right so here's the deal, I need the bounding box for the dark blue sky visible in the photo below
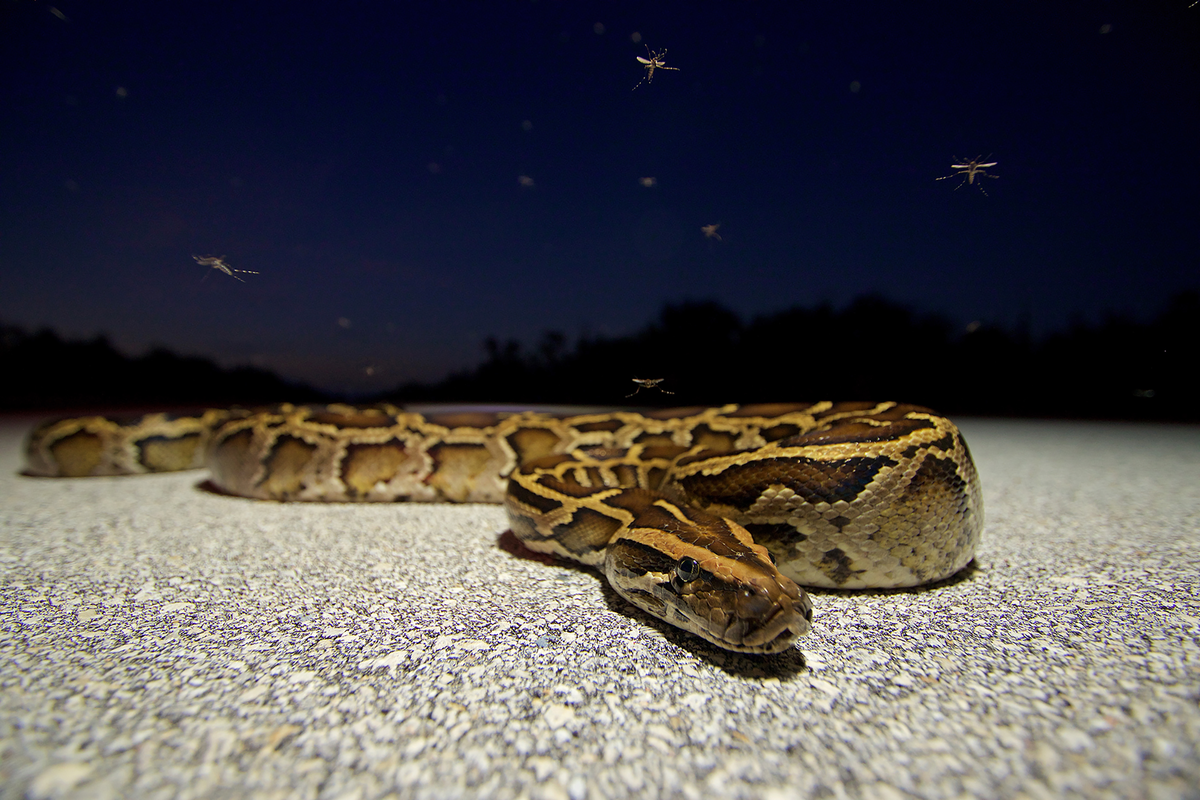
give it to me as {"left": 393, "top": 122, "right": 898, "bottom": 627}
{"left": 2, "top": 1, "right": 1197, "bottom": 394}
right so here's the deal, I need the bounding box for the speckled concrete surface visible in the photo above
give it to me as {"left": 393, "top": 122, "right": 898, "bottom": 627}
{"left": 1, "top": 415, "right": 1198, "bottom": 800}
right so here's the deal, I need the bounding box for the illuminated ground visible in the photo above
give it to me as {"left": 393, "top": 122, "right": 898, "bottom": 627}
{"left": 1, "top": 415, "right": 1197, "bottom": 799}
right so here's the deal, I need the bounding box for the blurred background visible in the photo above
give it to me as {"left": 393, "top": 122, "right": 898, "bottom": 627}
{"left": 2, "top": 1, "right": 1197, "bottom": 418}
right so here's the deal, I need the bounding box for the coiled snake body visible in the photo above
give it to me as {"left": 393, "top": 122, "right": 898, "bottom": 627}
{"left": 25, "top": 402, "right": 983, "bottom": 654}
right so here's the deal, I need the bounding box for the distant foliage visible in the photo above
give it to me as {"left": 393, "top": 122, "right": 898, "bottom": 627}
{"left": 3, "top": 291, "right": 1195, "bottom": 420}
{"left": 384, "top": 291, "right": 1199, "bottom": 421}
{"left": 0, "top": 327, "right": 326, "bottom": 410}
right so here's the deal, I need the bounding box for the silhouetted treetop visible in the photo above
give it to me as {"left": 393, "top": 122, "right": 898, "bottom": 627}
{"left": 0, "top": 324, "right": 326, "bottom": 410}
{"left": 383, "top": 291, "right": 1197, "bottom": 421}
{"left": 4, "top": 290, "right": 1195, "bottom": 420}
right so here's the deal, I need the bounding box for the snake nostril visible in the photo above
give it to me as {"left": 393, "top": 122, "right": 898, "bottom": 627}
{"left": 735, "top": 588, "right": 772, "bottom": 619}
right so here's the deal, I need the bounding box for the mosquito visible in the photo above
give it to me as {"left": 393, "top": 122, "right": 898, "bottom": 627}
{"left": 701, "top": 223, "right": 722, "bottom": 241}
{"left": 936, "top": 156, "right": 999, "bottom": 196}
{"left": 194, "top": 255, "right": 259, "bottom": 282}
{"left": 626, "top": 378, "right": 674, "bottom": 399}
{"left": 632, "top": 46, "right": 680, "bottom": 91}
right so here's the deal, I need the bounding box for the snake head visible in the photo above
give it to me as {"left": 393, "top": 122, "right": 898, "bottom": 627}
{"left": 604, "top": 501, "right": 813, "bottom": 654}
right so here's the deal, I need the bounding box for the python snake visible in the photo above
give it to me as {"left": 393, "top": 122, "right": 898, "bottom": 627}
{"left": 24, "top": 402, "right": 983, "bottom": 654}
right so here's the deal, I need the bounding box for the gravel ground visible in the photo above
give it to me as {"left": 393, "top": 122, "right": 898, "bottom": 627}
{"left": 1, "top": 414, "right": 1198, "bottom": 800}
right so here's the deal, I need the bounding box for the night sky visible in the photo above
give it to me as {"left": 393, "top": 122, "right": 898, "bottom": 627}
{"left": 2, "top": 1, "right": 1197, "bottom": 395}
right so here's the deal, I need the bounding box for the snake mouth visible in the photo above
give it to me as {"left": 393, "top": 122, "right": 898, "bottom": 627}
{"left": 724, "top": 602, "right": 810, "bottom": 654}
{"left": 765, "top": 607, "right": 809, "bottom": 649}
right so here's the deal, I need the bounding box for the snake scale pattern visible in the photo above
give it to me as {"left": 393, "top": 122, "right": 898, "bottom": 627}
{"left": 25, "top": 402, "right": 983, "bottom": 654}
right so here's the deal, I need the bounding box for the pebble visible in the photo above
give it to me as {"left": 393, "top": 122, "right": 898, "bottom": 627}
{"left": 28, "top": 762, "right": 94, "bottom": 799}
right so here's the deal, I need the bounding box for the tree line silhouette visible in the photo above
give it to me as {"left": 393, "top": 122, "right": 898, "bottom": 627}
{"left": 384, "top": 291, "right": 1198, "bottom": 421}
{"left": 2, "top": 290, "right": 1195, "bottom": 420}
{"left": 0, "top": 325, "right": 323, "bottom": 411}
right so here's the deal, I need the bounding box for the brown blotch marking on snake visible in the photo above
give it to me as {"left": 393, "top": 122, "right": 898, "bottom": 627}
{"left": 521, "top": 453, "right": 575, "bottom": 470}
{"left": 632, "top": 444, "right": 689, "bottom": 490}
{"left": 98, "top": 413, "right": 153, "bottom": 427}
{"left": 535, "top": 473, "right": 609, "bottom": 499}
{"left": 905, "top": 450, "right": 968, "bottom": 499}
{"left": 642, "top": 510, "right": 756, "bottom": 562}
{"left": 506, "top": 510, "right": 539, "bottom": 545}
{"left": 761, "top": 423, "right": 802, "bottom": 441}
{"left": 425, "top": 442, "right": 493, "bottom": 502}
{"left": 610, "top": 463, "right": 642, "bottom": 488}
{"left": 551, "top": 507, "right": 624, "bottom": 555}
{"left": 573, "top": 419, "right": 624, "bottom": 433}
{"left": 564, "top": 482, "right": 657, "bottom": 513}
{"left": 724, "top": 403, "right": 807, "bottom": 418}
{"left": 688, "top": 425, "right": 739, "bottom": 451}
{"left": 639, "top": 444, "right": 690, "bottom": 460}
{"left": 676, "top": 455, "right": 895, "bottom": 510}
{"left": 623, "top": 586, "right": 668, "bottom": 616}
{"left": 505, "top": 427, "right": 564, "bottom": 465}
{"left": 424, "top": 412, "right": 504, "bottom": 428}
{"left": 506, "top": 478, "right": 564, "bottom": 514}
{"left": 159, "top": 410, "right": 207, "bottom": 422}
{"left": 890, "top": 453, "right": 979, "bottom": 581}
{"left": 646, "top": 466, "right": 669, "bottom": 490}
{"left": 795, "top": 416, "right": 934, "bottom": 447}
{"left": 577, "top": 446, "right": 625, "bottom": 460}
{"left": 745, "top": 522, "right": 807, "bottom": 546}
{"left": 642, "top": 406, "right": 709, "bottom": 420}
{"left": 309, "top": 407, "right": 396, "bottom": 428}
{"left": 211, "top": 428, "right": 255, "bottom": 480}
{"left": 581, "top": 466, "right": 608, "bottom": 487}
{"left": 631, "top": 431, "right": 678, "bottom": 447}
{"left": 49, "top": 430, "right": 104, "bottom": 477}
{"left": 341, "top": 442, "right": 410, "bottom": 498}
{"left": 606, "top": 537, "right": 679, "bottom": 578}
{"left": 137, "top": 434, "right": 202, "bottom": 472}
{"left": 606, "top": 496, "right": 767, "bottom": 565}
{"left": 956, "top": 435, "right": 980, "bottom": 477}
{"left": 261, "top": 436, "right": 318, "bottom": 499}
{"left": 820, "top": 547, "right": 861, "bottom": 585}
{"left": 817, "top": 401, "right": 882, "bottom": 415}
{"left": 900, "top": 431, "right": 957, "bottom": 460}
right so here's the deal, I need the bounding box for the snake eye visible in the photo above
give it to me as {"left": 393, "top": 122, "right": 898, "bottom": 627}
{"left": 766, "top": 551, "right": 777, "bottom": 566}
{"left": 675, "top": 557, "right": 701, "bottom": 583}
